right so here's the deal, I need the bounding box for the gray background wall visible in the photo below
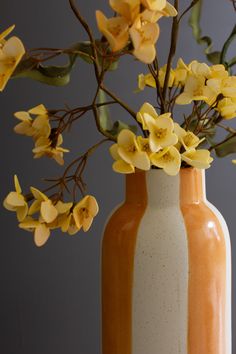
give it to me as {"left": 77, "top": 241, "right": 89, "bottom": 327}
{"left": 0, "top": 1, "right": 235, "bottom": 353}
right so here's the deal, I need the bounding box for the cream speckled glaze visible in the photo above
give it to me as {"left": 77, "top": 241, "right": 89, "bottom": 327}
{"left": 102, "top": 169, "right": 232, "bottom": 354}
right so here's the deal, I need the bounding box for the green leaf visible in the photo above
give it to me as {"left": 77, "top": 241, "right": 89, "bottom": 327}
{"left": 220, "top": 24, "right": 236, "bottom": 64}
{"left": 214, "top": 135, "right": 236, "bottom": 157}
{"left": 189, "top": 1, "right": 220, "bottom": 64}
{"left": 98, "top": 90, "right": 113, "bottom": 131}
{"left": 108, "top": 120, "right": 137, "bottom": 138}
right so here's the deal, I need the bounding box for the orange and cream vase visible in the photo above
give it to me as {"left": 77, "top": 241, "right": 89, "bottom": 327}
{"left": 102, "top": 168, "right": 231, "bottom": 354}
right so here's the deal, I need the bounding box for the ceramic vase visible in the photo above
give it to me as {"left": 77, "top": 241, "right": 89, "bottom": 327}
{"left": 102, "top": 168, "right": 231, "bottom": 354}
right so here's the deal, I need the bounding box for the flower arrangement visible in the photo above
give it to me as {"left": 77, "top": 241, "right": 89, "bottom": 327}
{"left": 2, "top": 0, "right": 236, "bottom": 246}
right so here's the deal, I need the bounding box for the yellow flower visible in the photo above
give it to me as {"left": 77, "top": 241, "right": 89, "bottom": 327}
{"left": 19, "top": 217, "right": 51, "bottom": 247}
{"left": 109, "top": 0, "right": 140, "bottom": 23}
{"left": 33, "top": 134, "right": 69, "bottom": 165}
{"left": 158, "top": 64, "right": 175, "bottom": 87}
{"left": 110, "top": 143, "right": 135, "bottom": 174}
{"left": 217, "top": 97, "right": 236, "bottom": 119}
{"left": 210, "top": 64, "right": 228, "bottom": 80}
{"left": 176, "top": 75, "right": 208, "bottom": 105}
{"left": 96, "top": 10, "right": 129, "bottom": 52}
{"left": 174, "top": 123, "right": 205, "bottom": 151}
{"left": 0, "top": 25, "right": 25, "bottom": 91}
{"left": 174, "top": 58, "right": 189, "bottom": 86}
{"left": 221, "top": 76, "right": 236, "bottom": 99}
{"left": 73, "top": 195, "right": 99, "bottom": 232}
{"left": 151, "top": 146, "right": 181, "bottom": 176}
{"left": 137, "top": 102, "right": 158, "bottom": 129}
{"left": 14, "top": 104, "right": 50, "bottom": 139}
{"left": 136, "top": 136, "right": 152, "bottom": 156}
{"left": 202, "top": 78, "right": 222, "bottom": 106}
{"left": 138, "top": 73, "right": 156, "bottom": 90}
{"left": 3, "top": 175, "right": 28, "bottom": 222}
{"left": 181, "top": 149, "right": 213, "bottom": 169}
{"left": 117, "top": 129, "right": 151, "bottom": 170}
{"left": 29, "top": 187, "right": 59, "bottom": 223}
{"left": 189, "top": 61, "right": 211, "bottom": 77}
{"left": 144, "top": 112, "right": 178, "bottom": 152}
{"left": 130, "top": 16, "right": 160, "bottom": 63}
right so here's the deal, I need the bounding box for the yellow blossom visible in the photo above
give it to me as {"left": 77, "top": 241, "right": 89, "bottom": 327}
{"left": 29, "top": 187, "right": 58, "bottom": 223}
{"left": 33, "top": 134, "right": 69, "bottom": 165}
{"left": 137, "top": 136, "right": 152, "bottom": 156}
{"left": 174, "top": 123, "right": 205, "bottom": 151}
{"left": 189, "top": 61, "right": 211, "bottom": 77}
{"left": 138, "top": 72, "right": 156, "bottom": 90}
{"left": 73, "top": 195, "right": 99, "bottom": 232}
{"left": 151, "top": 146, "right": 181, "bottom": 175}
{"left": 217, "top": 97, "right": 236, "bottom": 119}
{"left": 130, "top": 16, "right": 160, "bottom": 63}
{"left": 137, "top": 102, "right": 158, "bottom": 129}
{"left": 19, "top": 217, "right": 51, "bottom": 247}
{"left": 158, "top": 64, "right": 175, "bottom": 87}
{"left": 144, "top": 112, "right": 178, "bottom": 152}
{"left": 117, "top": 129, "right": 151, "bottom": 170}
{"left": 174, "top": 58, "right": 189, "bottom": 86}
{"left": 210, "top": 64, "right": 228, "bottom": 80}
{"left": 176, "top": 75, "right": 208, "bottom": 105}
{"left": 14, "top": 104, "right": 50, "bottom": 139}
{"left": 96, "top": 10, "right": 129, "bottom": 52}
{"left": 0, "top": 25, "right": 25, "bottom": 91}
{"left": 3, "top": 175, "right": 28, "bottom": 222}
{"left": 109, "top": 0, "right": 140, "bottom": 23}
{"left": 181, "top": 149, "right": 213, "bottom": 169}
{"left": 221, "top": 76, "right": 236, "bottom": 98}
{"left": 110, "top": 143, "right": 135, "bottom": 174}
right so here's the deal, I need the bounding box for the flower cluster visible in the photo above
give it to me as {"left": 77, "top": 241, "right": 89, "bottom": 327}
{"left": 14, "top": 104, "right": 69, "bottom": 165}
{"left": 110, "top": 103, "right": 213, "bottom": 176}
{"left": 138, "top": 59, "right": 236, "bottom": 119}
{"left": 4, "top": 176, "right": 99, "bottom": 247}
{"left": 0, "top": 25, "right": 25, "bottom": 91}
{"left": 96, "top": 0, "right": 177, "bottom": 64}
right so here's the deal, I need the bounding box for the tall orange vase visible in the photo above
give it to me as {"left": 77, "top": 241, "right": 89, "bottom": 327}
{"left": 102, "top": 168, "right": 231, "bottom": 354}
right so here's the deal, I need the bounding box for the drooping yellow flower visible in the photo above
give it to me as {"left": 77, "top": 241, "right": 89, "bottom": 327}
{"left": 117, "top": 129, "right": 151, "bottom": 170}
{"left": 189, "top": 61, "right": 211, "bottom": 77}
{"left": 174, "top": 58, "right": 189, "bottom": 86}
{"left": 29, "top": 187, "right": 59, "bottom": 223}
{"left": 96, "top": 10, "right": 130, "bottom": 52}
{"left": 151, "top": 146, "right": 181, "bottom": 176}
{"left": 0, "top": 25, "right": 25, "bottom": 91}
{"left": 138, "top": 73, "right": 156, "bottom": 91}
{"left": 110, "top": 143, "right": 135, "bottom": 174}
{"left": 181, "top": 149, "right": 213, "bottom": 169}
{"left": 33, "top": 134, "right": 69, "bottom": 165}
{"left": 73, "top": 195, "right": 99, "bottom": 232}
{"left": 137, "top": 102, "right": 158, "bottom": 129}
{"left": 217, "top": 97, "right": 236, "bottom": 119}
{"left": 109, "top": 0, "right": 140, "bottom": 23}
{"left": 19, "top": 217, "right": 51, "bottom": 247}
{"left": 210, "top": 64, "right": 228, "bottom": 80}
{"left": 144, "top": 112, "right": 178, "bottom": 152}
{"left": 174, "top": 123, "right": 205, "bottom": 151}
{"left": 130, "top": 15, "right": 160, "bottom": 63}
{"left": 3, "top": 175, "right": 28, "bottom": 222}
{"left": 221, "top": 76, "right": 236, "bottom": 99}
{"left": 14, "top": 104, "right": 50, "bottom": 139}
{"left": 176, "top": 75, "right": 208, "bottom": 105}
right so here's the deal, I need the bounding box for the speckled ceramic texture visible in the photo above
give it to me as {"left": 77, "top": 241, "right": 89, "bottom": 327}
{"left": 102, "top": 169, "right": 232, "bottom": 354}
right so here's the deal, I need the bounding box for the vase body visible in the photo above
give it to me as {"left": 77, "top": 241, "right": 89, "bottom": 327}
{"left": 102, "top": 168, "right": 231, "bottom": 354}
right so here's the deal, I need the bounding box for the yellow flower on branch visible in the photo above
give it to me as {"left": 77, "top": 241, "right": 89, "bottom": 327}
{"left": 217, "top": 97, "right": 236, "bottom": 120}
{"left": 144, "top": 112, "right": 178, "bottom": 152}
{"left": 181, "top": 149, "right": 213, "bottom": 169}
{"left": 30, "top": 187, "right": 58, "bottom": 223}
{"left": 117, "top": 129, "right": 151, "bottom": 170}
{"left": 174, "top": 123, "right": 205, "bottom": 151}
{"left": 130, "top": 16, "right": 160, "bottom": 63}
{"left": 96, "top": 10, "right": 130, "bottom": 52}
{"left": 176, "top": 75, "right": 208, "bottom": 105}
{"left": 138, "top": 73, "right": 156, "bottom": 91}
{"left": 3, "top": 175, "right": 28, "bottom": 222}
{"left": 137, "top": 102, "right": 158, "bottom": 129}
{"left": 0, "top": 25, "right": 25, "bottom": 91}
{"left": 73, "top": 195, "right": 99, "bottom": 232}
{"left": 151, "top": 146, "right": 181, "bottom": 176}
{"left": 110, "top": 143, "right": 135, "bottom": 174}
{"left": 109, "top": 0, "right": 141, "bottom": 24}
{"left": 33, "top": 134, "right": 69, "bottom": 165}
{"left": 19, "top": 217, "right": 51, "bottom": 247}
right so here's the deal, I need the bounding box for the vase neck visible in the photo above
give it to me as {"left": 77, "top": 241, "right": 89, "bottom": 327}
{"left": 125, "top": 168, "right": 206, "bottom": 206}
{"left": 180, "top": 168, "right": 205, "bottom": 204}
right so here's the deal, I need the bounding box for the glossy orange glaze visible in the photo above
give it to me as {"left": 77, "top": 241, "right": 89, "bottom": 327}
{"left": 102, "top": 171, "right": 147, "bottom": 354}
{"left": 180, "top": 168, "right": 227, "bottom": 354}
